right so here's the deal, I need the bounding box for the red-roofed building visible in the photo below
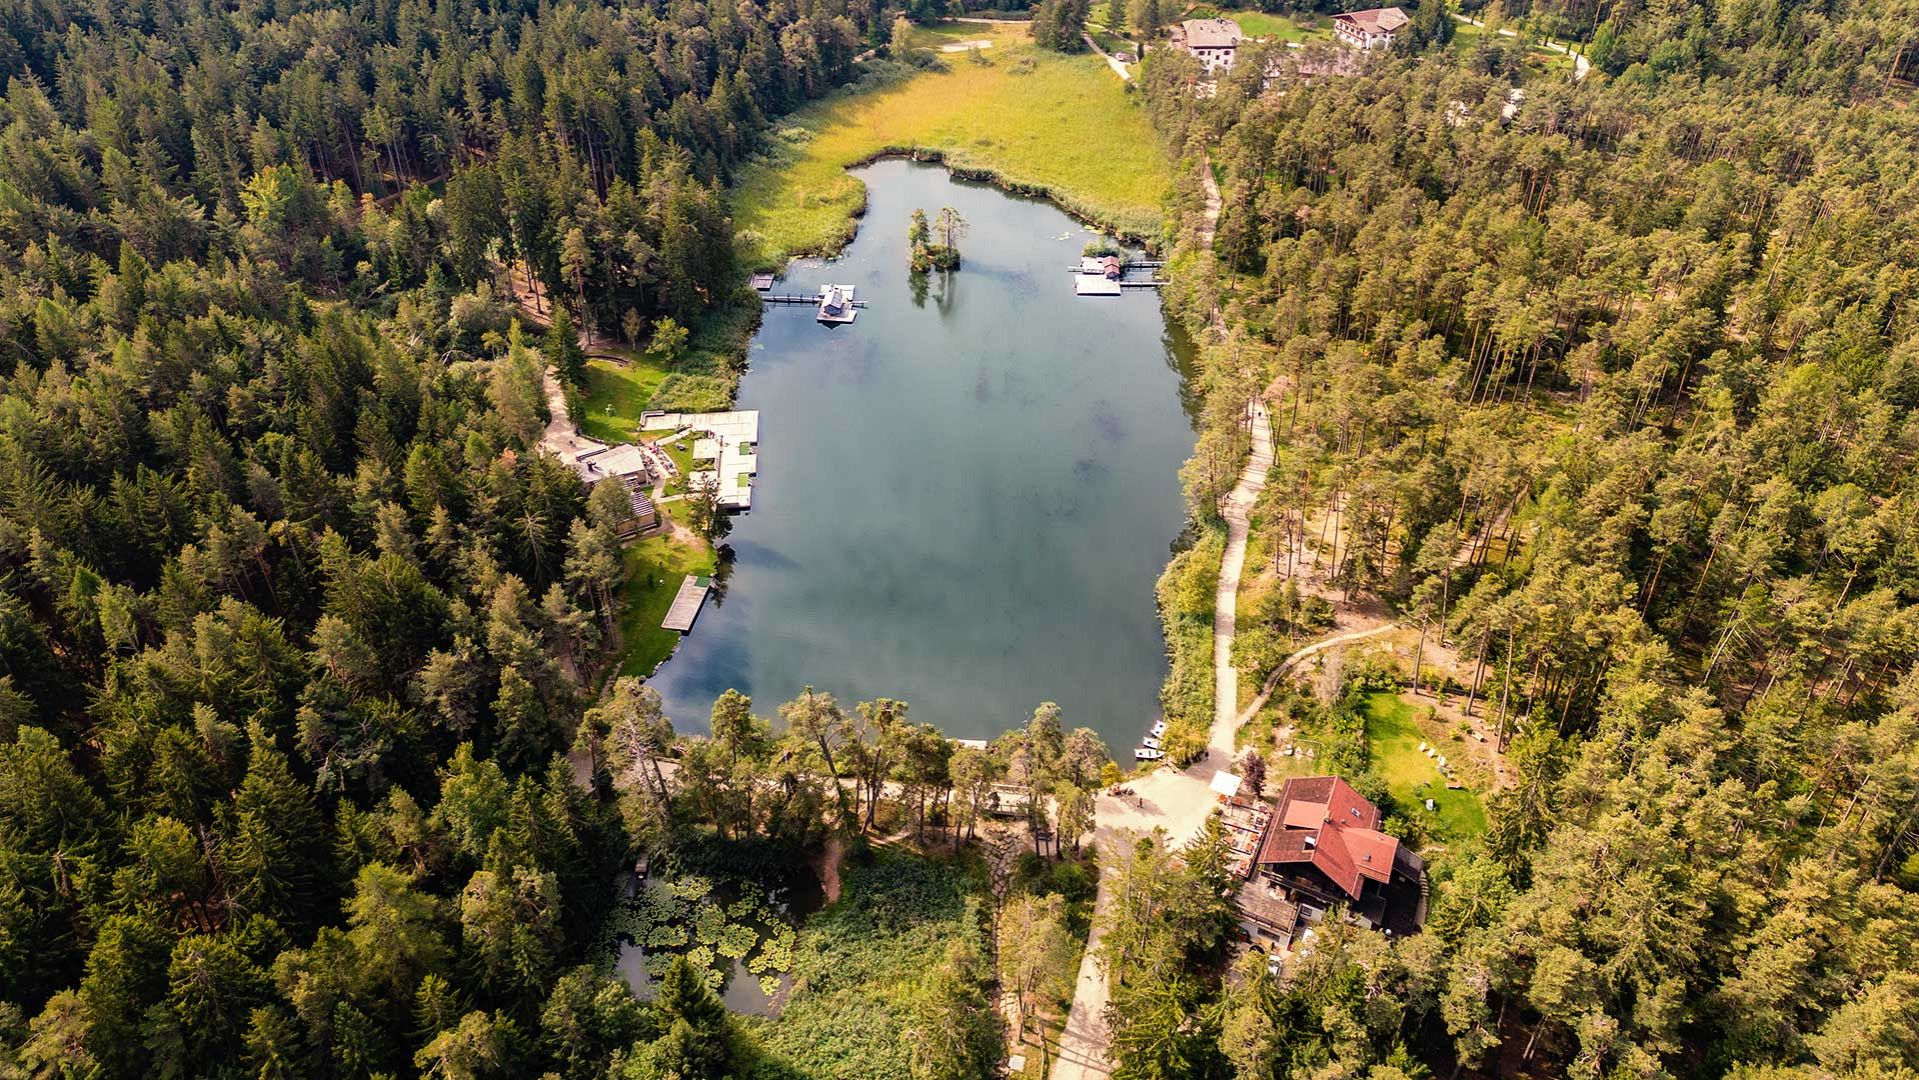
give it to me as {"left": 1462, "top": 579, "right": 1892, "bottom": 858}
{"left": 1234, "top": 775, "right": 1426, "bottom": 947}
{"left": 1332, "top": 6, "right": 1410, "bottom": 50}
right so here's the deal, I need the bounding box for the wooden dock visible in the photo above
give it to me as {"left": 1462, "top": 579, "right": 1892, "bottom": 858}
{"left": 760, "top": 292, "right": 869, "bottom": 307}
{"left": 661, "top": 574, "right": 712, "bottom": 632}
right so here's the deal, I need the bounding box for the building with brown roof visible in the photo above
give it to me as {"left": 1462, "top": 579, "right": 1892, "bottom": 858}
{"left": 1332, "top": 6, "right": 1410, "bottom": 50}
{"left": 1170, "top": 17, "right": 1246, "bottom": 74}
{"left": 1234, "top": 775, "right": 1425, "bottom": 947}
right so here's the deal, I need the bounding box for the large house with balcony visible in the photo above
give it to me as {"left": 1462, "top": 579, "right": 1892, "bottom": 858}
{"left": 1232, "top": 775, "right": 1426, "bottom": 948}
{"left": 1170, "top": 17, "right": 1247, "bottom": 74}
{"left": 1331, "top": 6, "right": 1410, "bottom": 50}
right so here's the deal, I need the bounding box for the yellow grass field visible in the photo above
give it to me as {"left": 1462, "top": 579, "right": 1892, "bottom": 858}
{"left": 731, "top": 23, "right": 1171, "bottom": 267}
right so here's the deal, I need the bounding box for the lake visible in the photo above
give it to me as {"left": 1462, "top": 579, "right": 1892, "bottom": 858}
{"left": 649, "top": 158, "right": 1196, "bottom": 751}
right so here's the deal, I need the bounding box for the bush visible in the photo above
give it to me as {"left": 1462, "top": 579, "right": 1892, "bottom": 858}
{"left": 650, "top": 373, "right": 733, "bottom": 412}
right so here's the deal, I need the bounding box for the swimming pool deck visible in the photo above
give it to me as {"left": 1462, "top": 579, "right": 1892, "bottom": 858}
{"left": 642, "top": 410, "right": 759, "bottom": 510}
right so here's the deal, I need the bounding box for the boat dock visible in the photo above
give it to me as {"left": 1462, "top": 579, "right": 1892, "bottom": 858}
{"left": 661, "top": 574, "right": 713, "bottom": 632}
{"left": 1070, "top": 256, "right": 1167, "bottom": 294}
{"left": 759, "top": 284, "right": 866, "bottom": 324}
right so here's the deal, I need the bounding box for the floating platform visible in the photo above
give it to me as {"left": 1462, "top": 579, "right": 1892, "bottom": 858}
{"left": 661, "top": 574, "right": 712, "bottom": 632}
{"left": 1075, "top": 275, "right": 1122, "bottom": 296}
{"left": 817, "top": 284, "right": 857, "bottom": 323}
{"left": 748, "top": 272, "right": 775, "bottom": 290}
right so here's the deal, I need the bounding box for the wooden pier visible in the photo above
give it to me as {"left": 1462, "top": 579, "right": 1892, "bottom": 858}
{"left": 761, "top": 293, "right": 869, "bottom": 306}
{"left": 661, "top": 574, "right": 713, "bottom": 632}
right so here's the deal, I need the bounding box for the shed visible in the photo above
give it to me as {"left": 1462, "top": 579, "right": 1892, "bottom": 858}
{"left": 1211, "top": 770, "right": 1244, "bottom": 800}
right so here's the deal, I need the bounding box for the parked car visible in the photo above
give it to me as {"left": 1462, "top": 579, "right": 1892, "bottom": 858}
{"left": 1134, "top": 747, "right": 1164, "bottom": 761}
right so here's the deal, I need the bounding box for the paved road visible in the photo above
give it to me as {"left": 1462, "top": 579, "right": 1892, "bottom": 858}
{"left": 1082, "top": 32, "right": 1133, "bottom": 81}
{"left": 1052, "top": 766, "right": 1218, "bottom": 1079}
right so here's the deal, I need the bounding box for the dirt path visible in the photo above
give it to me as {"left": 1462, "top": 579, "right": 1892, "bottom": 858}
{"left": 1055, "top": 153, "right": 1240, "bottom": 1080}
{"left": 1231, "top": 622, "right": 1398, "bottom": 736}
{"left": 1208, "top": 399, "right": 1275, "bottom": 756}
{"left": 1452, "top": 14, "right": 1591, "bottom": 79}
{"left": 1052, "top": 767, "right": 1216, "bottom": 1079}
{"left": 1082, "top": 32, "right": 1133, "bottom": 81}
{"left": 538, "top": 364, "right": 601, "bottom": 464}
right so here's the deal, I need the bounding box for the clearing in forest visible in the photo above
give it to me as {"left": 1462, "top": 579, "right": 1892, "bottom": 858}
{"left": 1360, "top": 690, "right": 1489, "bottom": 844}
{"left": 731, "top": 22, "right": 1171, "bottom": 266}
{"left": 619, "top": 535, "right": 720, "bottom": 678}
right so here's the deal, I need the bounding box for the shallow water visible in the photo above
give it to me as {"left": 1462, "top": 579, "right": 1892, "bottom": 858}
{"left": 650, "top": 158, "right": 1197, "bottom": 750}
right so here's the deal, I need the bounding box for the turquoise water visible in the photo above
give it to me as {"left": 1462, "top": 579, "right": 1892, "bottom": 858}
{"left": 650, "top": 158, "right": 1197, "bottom": 750}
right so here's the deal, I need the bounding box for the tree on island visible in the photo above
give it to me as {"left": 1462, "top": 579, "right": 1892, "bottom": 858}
{"left": 908, "top": 207, "right": 963, "bottom": 273}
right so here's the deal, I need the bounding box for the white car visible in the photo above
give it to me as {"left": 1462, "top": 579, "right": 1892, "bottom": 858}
{"left": 1150, "top": 721, "right": 1167, "bottom": 738}
{"left": 1141, "top": 736, "right": 1162, "bottom": 750}
{"left": 1134, "top": 747, "right": 1164, "bottom": 761}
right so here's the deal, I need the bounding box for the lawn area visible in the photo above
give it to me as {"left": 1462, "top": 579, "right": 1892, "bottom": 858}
{"left": 731, "top": 22, "right": 1170, "bottom": 267}
{"left": 1223, "top": 9, "right": 1331, "bottom": 43}
{"left": 1360, "top": 690, "right": 1488, "bottom": 844}
{"left": 578, "top": 357, "right": 668, "bottom": 444}
{"left": 1451, "top": 20, "right": 1580, "bottom": 77}
{"left": 618, "top": 528, "right": 718, "bottom": 678}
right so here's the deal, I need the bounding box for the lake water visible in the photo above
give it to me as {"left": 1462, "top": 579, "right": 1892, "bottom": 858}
{"left": 649, "top": 158, "right": 1196, "bottom": 750}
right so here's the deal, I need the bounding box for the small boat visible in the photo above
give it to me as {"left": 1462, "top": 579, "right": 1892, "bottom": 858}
{"left": 1134, "top": 748, "right": 1164, "bottom": 761}
{"left": 1150, "top": 721, "right": 1167, "bottom": 738}
{"left": 1142, "top": 736, "right": 1162, "bottom": 750}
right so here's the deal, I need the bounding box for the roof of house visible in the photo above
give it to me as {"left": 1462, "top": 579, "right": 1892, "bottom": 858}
{"left": 577, "top": 443, "right": 652, "bottom": 481}
{"left": 1333, "top": 6, "right": 1410, "bottom": 34}
{"left": 1255, "top": 775, "right": 1401, "bottom": 900}
{"left": 1180, "top": 18, "right": 1245, "bottom": 48}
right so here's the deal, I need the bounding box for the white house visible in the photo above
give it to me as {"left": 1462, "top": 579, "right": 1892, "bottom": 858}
{"left": 1331, "top": 6, "right": 1410, "bottom": 50}
{"left": 1171, "top": 17, "right": 1246, "bottom": 74}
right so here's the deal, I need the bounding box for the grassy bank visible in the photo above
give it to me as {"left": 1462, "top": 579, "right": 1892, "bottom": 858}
{"left": 578, "top": 358, "right": 667, "bottom": 444}
{"left": 731, "top": 22, "right": 1171, "bottom": 267}
{"left": 1219, "top": 9, "right": 1332, "bottom": 43}
{"left": 618, "top": 530, "right": 720, "bottom": 678}
{"left": 1359, "top": 691, "right": 1488, "bottom": 844}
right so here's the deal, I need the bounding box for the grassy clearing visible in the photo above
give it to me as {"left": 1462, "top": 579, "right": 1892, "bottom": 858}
{"left": 618, "top": 527, "right": 718, "bottom": 678}
{"left": 1451, "top": 21, "right": 1580, "bottom": 76}
{"left": 578, "top": 358, "right": 667, "bottom": 444}
{"left": 1360, "top": 691, "right": 1488, "bottom": 844}
{"left": 1224, "top": 10, "right": 1331, "bottom": 42}
{"left": 731, "top": 22, "right": 1170, "bottom": 267}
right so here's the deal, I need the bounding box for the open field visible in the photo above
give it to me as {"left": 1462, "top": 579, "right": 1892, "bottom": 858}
{"left": 1221, "top": 9, "right": 1331, "bottom": 43}
{"left": 1360, "top": 691, "right": 1487, "bottom": 843}
{"left": 731, "top": 22, "right": 1170, "bottom": 267}
{"left": 618, "top": 529, "right": 719, "bottom": 678}
{"left": 578, "top": 358, "right": 667, "bottom": 444}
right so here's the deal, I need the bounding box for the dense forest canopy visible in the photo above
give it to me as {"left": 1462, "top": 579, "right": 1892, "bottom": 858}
{"left": 1125, "top": 0, "right": 1919, "bottom": 1076}
{"left": 0, "top": 0, "right": 898, "bottom": 1075}
{"left": 5, "top": 0, "right": 1919, "bottom": 1074}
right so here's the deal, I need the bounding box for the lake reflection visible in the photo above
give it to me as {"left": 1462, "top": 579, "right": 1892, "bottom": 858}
{"left": 650, "top": 159, "right": 1198, "bottom": 750}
